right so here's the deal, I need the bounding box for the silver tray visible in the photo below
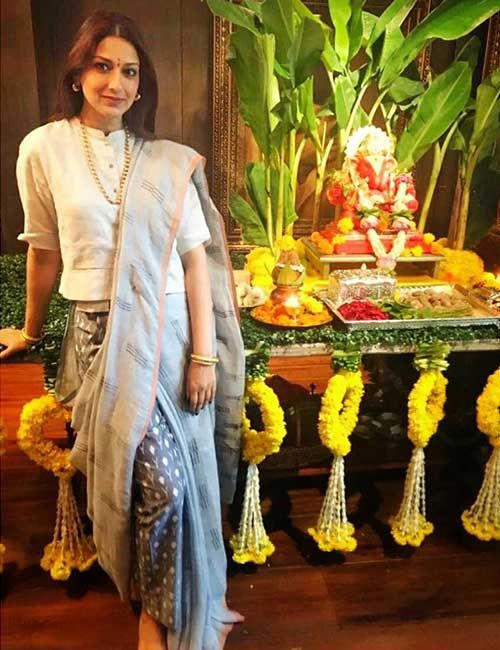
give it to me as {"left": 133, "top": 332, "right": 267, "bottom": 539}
{"left": 315, "top": 286, "right": 500, "bottom": 331}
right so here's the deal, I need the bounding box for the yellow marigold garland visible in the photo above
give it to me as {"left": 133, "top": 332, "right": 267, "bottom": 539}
{"left": 17, "top": 394, "right": 97, "bottom": 579}
{"left": 230, "top": 379, "right": 286, "bottom": 564}
{"left": 308, "top": 367, "right": 364, "bottom": 553}
{"left": 390, "top": 353, "right": 449, "bottom": 547}
{"left": 462, "top": 368, "right": 500, "bottom": 541}
{"left": 240, "top": 379, "right": 287, "bottom": 465}
{"left": 407, "top": 370, "right": 448, "bottom": 448}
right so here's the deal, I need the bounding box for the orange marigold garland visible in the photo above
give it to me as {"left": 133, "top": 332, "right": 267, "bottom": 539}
{"left": 17, "top": 394, "right": 97, "bottom": 580}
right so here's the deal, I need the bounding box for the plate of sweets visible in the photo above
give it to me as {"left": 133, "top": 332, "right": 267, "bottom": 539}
{"left": 316, "top": 280, "right": 499, "bottom": 330}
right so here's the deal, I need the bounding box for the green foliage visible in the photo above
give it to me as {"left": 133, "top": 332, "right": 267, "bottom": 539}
{"left": 396, "top": 61, "right": 472, "bottom": 170}
{"left": 379, "top": 0, "right": 498, "bottom": 89}
{"left": 206, "top": 0, "right": 260, "bottom": 34}
{"left": 208, "top": 0, "right": 496, "bottom": 247}
{"left": 229, "top": 192, "right": 270, "bottom": 247}
{"left": 0, "top": 254, "right": 69, "bottom": 389}
{"left": 228, "top": 29, "right": 279, "bottom": 158}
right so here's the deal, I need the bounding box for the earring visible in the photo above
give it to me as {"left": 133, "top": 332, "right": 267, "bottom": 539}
{"left": 72, "top": 82, "right": 81, "bottom": 92}
{"left": 134, "top": 93, "right": 141, "bottom": 101}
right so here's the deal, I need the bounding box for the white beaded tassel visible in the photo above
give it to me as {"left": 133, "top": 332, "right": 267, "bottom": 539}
{"left": 462, "top": 447, "right": 500, "bottom": 541}
{"left": 230, "top": 463, "right": 275, "bottom": 564}
{"left": 308, "top": 455, "right": 357, "bottom": 552}
{"left": 41, "top": 475, "right": 96, "bottom": 580}
{"left": 390, "top": 447, "right": 434, "bottom": 547}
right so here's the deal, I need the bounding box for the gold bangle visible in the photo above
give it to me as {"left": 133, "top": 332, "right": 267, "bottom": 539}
{"left": 20, "top": 328, "right": 44, "bottom": 345}
{"left": 190, "top": 353, "right": 219, "bottom": 365}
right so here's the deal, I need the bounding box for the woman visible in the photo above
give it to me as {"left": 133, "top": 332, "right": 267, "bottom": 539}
{"left": 0, "top": 10, "right": 245, "bottom": 650}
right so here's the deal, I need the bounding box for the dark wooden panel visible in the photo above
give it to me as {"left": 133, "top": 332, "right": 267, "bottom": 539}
{"left": 1, "top": 1, "right": 214, "bottom": 254}
{"left": 0, "top": 0, "right": 40, "bottom": 255}
{"left": 181, "top": 0, "right": 213, "bottom": 178}
{"left": 31, "top": 0, "right": 184, "bottom": 141}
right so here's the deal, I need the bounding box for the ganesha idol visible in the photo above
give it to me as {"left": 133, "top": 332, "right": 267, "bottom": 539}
{"left": 312, "top": 126, "right": 431, "bottom": 269}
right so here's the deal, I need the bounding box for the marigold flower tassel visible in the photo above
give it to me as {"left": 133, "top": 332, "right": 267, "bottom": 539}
{"left": 390, "top": 447, "right": 433, "bottom": 546}
{"left": 41, "top": 475, "right": 97, "bottom": 580}
{"left": 308, "top": 455, "right": 356, "bottom": 552}
{"left": 462, "top": 368, "right": 500, "bottom": 541}
{"left": 17, "top": 394, "right": 97, "bottom": 579}
{"left": 230, "top": 463, "right": 275, "bottom": 564}
{"left": 390, "top": 344, "right": 449, "bottom": 547}
{"left": 308, "top": 351, "right": 364, "bottom": 553}
{"left": 231, "top": 377, "right": 286, "bottom": 563}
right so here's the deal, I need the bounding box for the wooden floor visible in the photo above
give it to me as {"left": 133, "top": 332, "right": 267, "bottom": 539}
{"left": 1, "top": 363, "right": 500, "bottom": 650}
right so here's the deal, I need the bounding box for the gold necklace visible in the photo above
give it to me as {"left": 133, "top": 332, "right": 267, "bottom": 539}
{"left": 79, "top": 119, "right": 131, "bottom": 205}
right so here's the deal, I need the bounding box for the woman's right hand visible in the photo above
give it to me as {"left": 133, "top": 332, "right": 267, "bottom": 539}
{"left": 0, "top": 328, "right": 30, "bottom": 360}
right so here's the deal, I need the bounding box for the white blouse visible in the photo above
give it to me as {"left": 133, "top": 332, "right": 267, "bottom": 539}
{"left": 16, "top": 118, "right": 211, "bottom": 300}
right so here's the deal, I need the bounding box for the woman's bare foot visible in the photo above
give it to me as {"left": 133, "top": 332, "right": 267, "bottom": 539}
{"left": 214, "top": 621, "right": 234, "bottom": 650}
{"left": 138, "top": 610, "right": 167, "bottom": 650}
{"left": 222, "top": 599, "right": 245, "bottom": 624}
{"left": 226, "top": 608, "right": 245, "bottom": 623}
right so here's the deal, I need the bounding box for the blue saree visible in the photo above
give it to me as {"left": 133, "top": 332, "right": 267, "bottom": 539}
{"left": 69, "top": 138, "right": 245, "bottom": 649}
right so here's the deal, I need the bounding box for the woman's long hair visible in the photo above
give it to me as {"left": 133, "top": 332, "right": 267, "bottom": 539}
{"left": 51, "top": 10, "right": 158, "bottom": 139}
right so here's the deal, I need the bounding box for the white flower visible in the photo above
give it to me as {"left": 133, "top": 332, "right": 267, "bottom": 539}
{"left": 345, "top": 126, "right": 394, "bottom": 159}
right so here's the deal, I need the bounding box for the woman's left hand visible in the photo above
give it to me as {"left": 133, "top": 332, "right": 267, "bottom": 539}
{"left": 186, "top": 361, "right": 216, "bottom": 413}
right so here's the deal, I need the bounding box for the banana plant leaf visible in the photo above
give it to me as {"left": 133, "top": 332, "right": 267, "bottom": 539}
{"left": 206, "top": 0, "right": 260, "bottom": 35}
{"left": 295, "top": 77, "right": 320, "bottom": 148}
{"left": 348, "top": 0, "right": 366, "bottom": 60}
{"left": 328, "top": 0, "right": 351, "bottom": 68}
{"left": 273, "top": 164, "right": 299, "bottom": 231}
{"left": 380, "top": 0, "right": 498, "bottom": 89}
{"left": 365, "top": 0, "right": 417, "bottom": 53}
{"left": 334, "top": 76, "right": 357, "bottom": 130}
{"left": 387, "top": 76, "right": 424, "bottom": 104}
{"left": 245, "top": 161, "right": 298, "bottom": 233}
{"left": 229, "top": 193, "right": 269, "bottom": 247}
{"left": 228, "top": 29, "right": 279, "bottom": 157}
{"left": 245, "top": 162, "right": 269, "bottom": 225}
{"left": 243, "top": 0, "right": 263, "bottom": 19}
{"left": 396, "top": 61, "right": 472, "bottom": 170}
{"left": 470, "top": 69, "right": 500, "bottom": 155}
{"left": 455, "top": 35, "right": 481, "bottom": 71}
{"left": 449, "top": 113, "right": 474, "bottom": 154}
{"left": 291, "top": 0, "right": 342, "bottom": 73}
{"left": 465, "top": 152, "right": 500, "bottom": 249}
{"left": 289, "top": 16, "right": 325, "bottom": 87}
{"left": 261, "top": 0, "right": 294, "bottom": 66}
{"left": 321, "top": 26, "right": 344, "bottom": 73}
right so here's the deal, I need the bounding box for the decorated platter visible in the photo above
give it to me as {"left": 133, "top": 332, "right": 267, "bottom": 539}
{"left": 250, "top": 303, "right": 333, "bottom": 329}
{"left": 315, "top": 285, "right": 500, "bottom": 331}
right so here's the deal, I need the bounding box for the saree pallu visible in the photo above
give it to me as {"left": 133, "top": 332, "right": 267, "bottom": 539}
{"left": 68, "top": 139, "right": 245, "bottom": 649}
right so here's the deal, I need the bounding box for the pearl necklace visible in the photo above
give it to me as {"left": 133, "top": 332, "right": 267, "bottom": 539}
{"left": 79, "top": 119, "right": 131, "bottom": 205}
